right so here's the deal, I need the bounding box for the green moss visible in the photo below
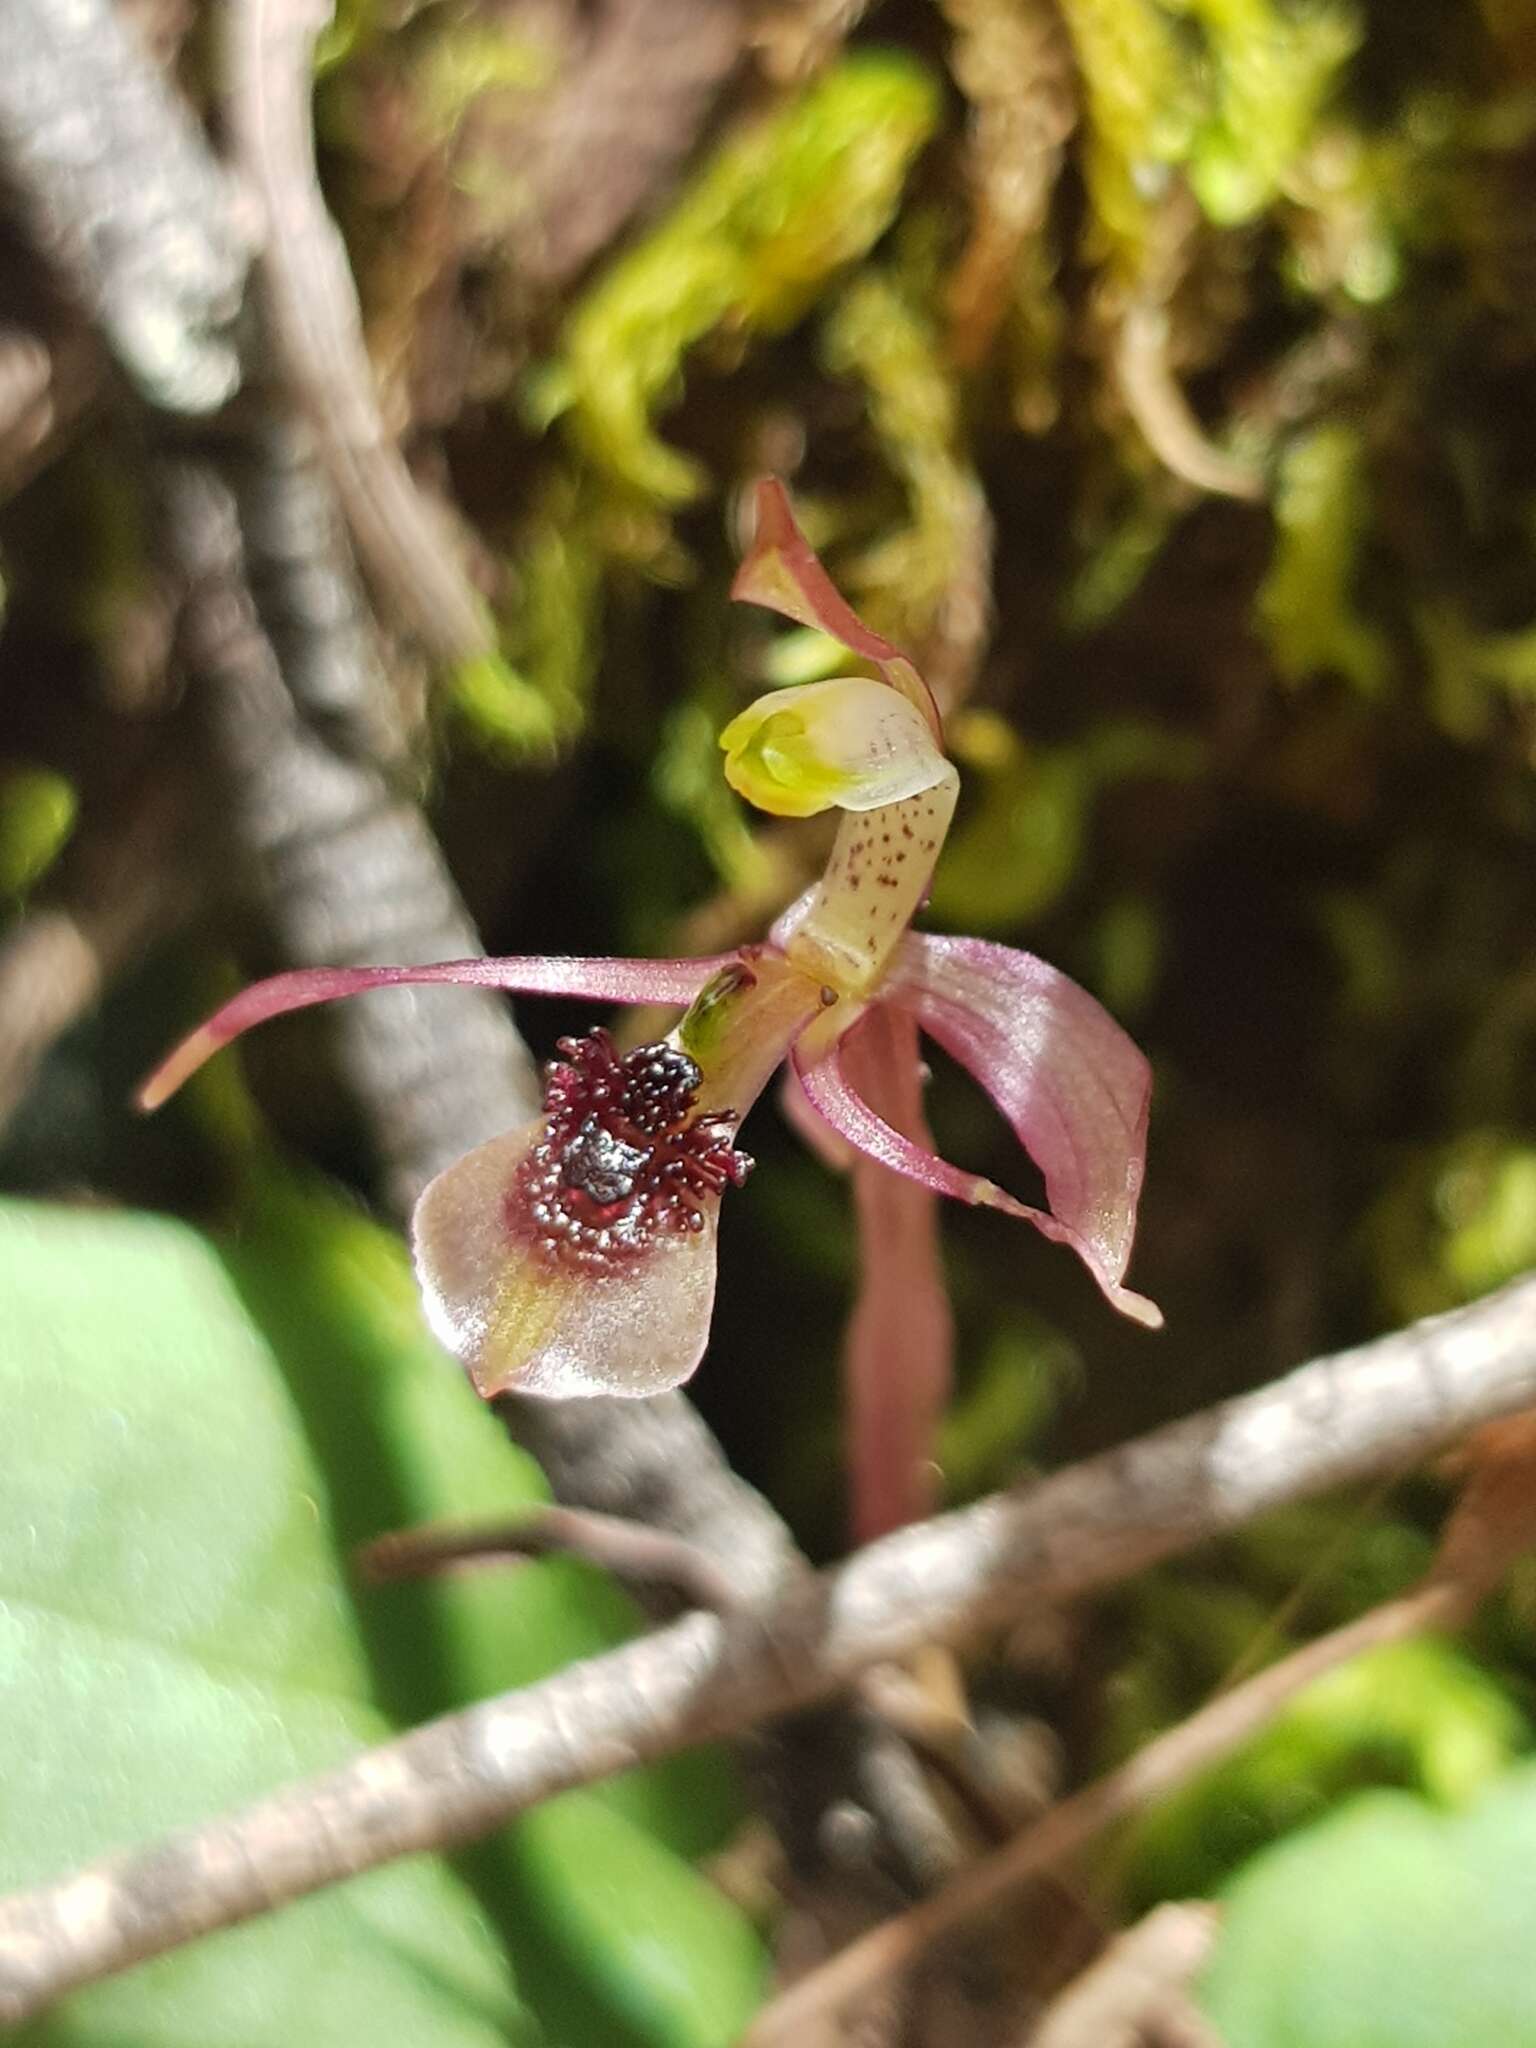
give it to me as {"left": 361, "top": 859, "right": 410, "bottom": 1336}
{"left": 1259, "top": 423, "right": 1390, "bottom": 696}
{"left": 819, "top": 261, "right": 988, "bottom": 656}
{"left": 0, "top": 765, "right": 77, "bottom": 899}
{"left": 530, "top": 54, "right": 942, "bottom": 505}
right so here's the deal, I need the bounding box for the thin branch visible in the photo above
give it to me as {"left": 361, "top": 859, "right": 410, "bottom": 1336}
{"left": 0, "top": 0, "right": 251, "bottom": 412}
{"left": 747, "top": 1590, "right": 1461, "bottom": 2045}
{"left": 496, "top": 1388, "right": 804, "bottom": 1613}
{"left": 1027, "top": 1902, "right": 1221, "bottom": 2048}
{"left": 1, "top": 1272, "right": 1535, "bottom": 2024}
{"left": 356, "top": 1505, "right": 746, "bottom": 1616}
{"left": 222, "top": 0, "right": 494, "bottom": 662}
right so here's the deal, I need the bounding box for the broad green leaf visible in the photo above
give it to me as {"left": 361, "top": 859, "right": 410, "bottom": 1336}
{"left": 0, "top": 1197, "right": 535, "bottom": 2048}
{"left": 0, "top": 1193, "right": 766, "bottom": 2048}
{"left": 1201, "top": 1764, "right": 1536, "bottom": 2047}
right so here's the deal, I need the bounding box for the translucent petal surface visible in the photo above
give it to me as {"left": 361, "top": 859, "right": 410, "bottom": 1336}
{"left": 884, "top": 935, "right": 1161, "bottom": 1325}
{"left": 412, "top": 1125, "right": 721, "bottom": 1399}
{"left": 138, "top": 954, "right": 728, "bottom": 1111}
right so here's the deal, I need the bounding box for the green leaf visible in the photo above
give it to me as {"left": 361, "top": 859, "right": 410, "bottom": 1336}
{"left": 0, "top": 1191, "right": 766, "bottom": 2048}
{"left": 1201, "top": 1764, "right": 1536, "bottom": 2047}
{"left": 0, "top": 1197, "right": 535, "bottom": 2048}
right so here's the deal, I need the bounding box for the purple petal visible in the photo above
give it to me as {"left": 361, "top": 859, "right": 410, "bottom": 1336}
{"left": 732, "top": 478, "right": 943, "bottom": 739}
{"left": 413, "top": 1122, "right": 720, "bottom": 1399}
{"left": 883, "top": 935, "right": 1161, "bottom": 1326}
{"left": 136, "top": 953, "right": 730, "bottom": 1111}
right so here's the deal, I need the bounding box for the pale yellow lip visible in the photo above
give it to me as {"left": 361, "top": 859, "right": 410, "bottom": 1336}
{"left": 720, "top": 676, "right": 952, "bottom": 819}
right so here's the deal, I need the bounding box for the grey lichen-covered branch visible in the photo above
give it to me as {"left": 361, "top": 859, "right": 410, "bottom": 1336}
{"left": 2, "top": 1271, "right": 1535, "bottom": 2026}
{"left": 0, "top": 0, "right": 252, "bottom": 411}
{"left": 156, "top": 442, "right": 532, "bottom": 1209}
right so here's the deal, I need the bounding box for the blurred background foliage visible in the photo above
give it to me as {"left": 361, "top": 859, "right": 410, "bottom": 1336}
{"left": 6, "top": 0, "right": 1536, "bottom": 2039}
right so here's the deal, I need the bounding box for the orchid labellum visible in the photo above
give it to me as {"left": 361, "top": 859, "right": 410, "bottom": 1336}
{"left": 141, "top": 480, "right": 1160, "bottom": 1419}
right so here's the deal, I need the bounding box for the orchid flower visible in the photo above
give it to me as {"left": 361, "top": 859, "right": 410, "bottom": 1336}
{"left": 140, "top": 480, "right": 1160, "bottom": 1415}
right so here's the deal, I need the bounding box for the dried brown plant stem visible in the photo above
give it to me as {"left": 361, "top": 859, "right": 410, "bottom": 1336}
{"left": 744, "top": 1408, "right": 1536, "bottom": 2048}
{"left": 500, "top": 0, "right": 746, "bottom": 296}
{"left": 941, "top": 0, "right": 1075, "bottom": 375}
{"left": 1, "top": 1273, "right": 1534, "bottom": 2025}
{"left": 1028, "top": 1902, "right": 1222, "bottom": 2048}
{"left": 223, "top": 0, "right": 494, "bottom": 663}
{"left": 1114, "top": 300, "right": 1263, "bottom": 504}
{"left": 744, "top": 1588, "right": 1470, "bottom": 2045}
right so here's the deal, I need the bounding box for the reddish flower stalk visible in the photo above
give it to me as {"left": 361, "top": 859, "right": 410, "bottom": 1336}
{"left": 839, "top": 1006, "right": 954, "bottom": 1542}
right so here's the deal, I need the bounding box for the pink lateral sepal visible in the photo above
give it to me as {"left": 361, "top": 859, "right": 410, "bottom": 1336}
{"left": 882, "top": 933, "right": 1161, "bottom": 1326}
{"left": 778, "top": 1064, "right": 856, "bottom": 1171}
{"left": 135, "top": 952, "right": 733, "bottom": 1111}
{"left": 732, "top": 478, "right": 943, "bottom": 740}
{"left": 793, "top": 991, "right": 1161, "bottom": 1328}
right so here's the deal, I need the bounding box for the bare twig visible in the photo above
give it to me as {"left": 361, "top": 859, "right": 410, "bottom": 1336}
{"left": 222, "top": 0, "right": 494, "bottom": 662}
{"left": 495, "top": 1388, "right": 803, "bottom": 1612}
{"left": 747, "top": 1593, "right": 1462, "bottom": 2045}
{"left": 1026, "top": 1903, "right": 1221, "bottom": 2048}
{"left": 357, "top": 1504, "right": 746, "bottom": 1616}
{"left": 2, "top": 1273, "right": 1535, "bottom": 2024}
{"left": 746, "top": 1394, "right": 1536, "bottom": 2047}
{"left": 0, "top": 0, "right": 251, "bottom": 411}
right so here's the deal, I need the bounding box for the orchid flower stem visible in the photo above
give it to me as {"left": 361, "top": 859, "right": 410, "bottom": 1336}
{"left": 840, "top": 1006, "right": 954, "bottom": 1542}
